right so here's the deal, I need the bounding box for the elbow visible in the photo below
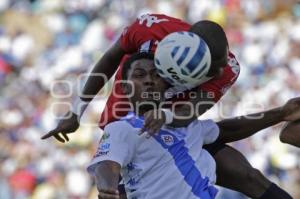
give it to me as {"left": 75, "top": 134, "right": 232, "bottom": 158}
{"left": 279, "top": 128, "right": 295, "bottom": 145}
{"left": 279, "top": 131, "right": 300, "bottom": 147}
{"left": 279, "top": 130, "right": 289, "bottom": 144}
{"left": 279, "top": 121, "right": 300, "bottom": 147}
{"left": 279, "top": 123, "right": 289, "bottom": 144}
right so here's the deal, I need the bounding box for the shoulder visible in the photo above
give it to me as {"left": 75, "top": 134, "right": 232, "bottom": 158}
{"left": 200, "top": 119, "right": 219, "bottom": 131}
{"left": 104, "top": 120, "right": 134, "bottom": 134}
{"left": 187, "top": 119, "right": 217, "bottom": 130}
{"left": 185, "top": 119, "right": 219, "bottom": 135}
{"left": 190, "top": 120, "right": 219, "bottom": 143}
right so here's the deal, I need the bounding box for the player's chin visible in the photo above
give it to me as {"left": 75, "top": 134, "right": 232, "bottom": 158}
{"left": 140, "top": 93, "right": 163, "bottom": 103}
{"left": 137, "top": 98, "right": 161, "bottom": 108}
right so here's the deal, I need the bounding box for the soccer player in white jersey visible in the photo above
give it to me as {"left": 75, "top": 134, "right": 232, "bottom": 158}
{"left": 87, "top": 52, "right": 300, "bottom": 199}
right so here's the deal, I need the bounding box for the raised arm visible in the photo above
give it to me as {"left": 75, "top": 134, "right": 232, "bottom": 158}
{"left": 95, "top": 160, "right": 121, "bottom": 199}
{"left": 41, "top": 39, "right": 126, "bottom": 142}
{"left": 216, "top": 97, "right": 300, "bottom": 143}
{"left": 81, "top": 39, "right": 125, "bottom": 101}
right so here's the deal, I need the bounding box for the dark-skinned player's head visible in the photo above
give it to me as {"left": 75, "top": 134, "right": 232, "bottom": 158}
{"left": 122, "top": 52, "right": 169, "bottom": 113}
{"left": 189, "top": 20, "right": 229, "bottom": 77}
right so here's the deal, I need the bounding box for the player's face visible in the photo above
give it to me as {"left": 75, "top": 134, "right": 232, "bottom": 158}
{"left": 126, "top": 59, "right": 169, "bottom": 106}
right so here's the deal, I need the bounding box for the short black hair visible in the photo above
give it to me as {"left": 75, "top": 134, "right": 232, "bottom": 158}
{"left": 189, "top": 20, "right": 228, "bottom": 63}
{"left": 122, "top": 52, "right": 154, "bottom": 81}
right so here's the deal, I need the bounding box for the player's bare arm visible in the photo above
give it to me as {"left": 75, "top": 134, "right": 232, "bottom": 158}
{"left": 41, "top": 39, "right": 125, "bottom": 142}
{"left": 95, "top": 160, "right": 121, "bottom": 199}
{"left": 82, "top": 39, "right": 125, "bottom": 101}
{"left": 216, "top": 97, "right": 300, "bottom": 143}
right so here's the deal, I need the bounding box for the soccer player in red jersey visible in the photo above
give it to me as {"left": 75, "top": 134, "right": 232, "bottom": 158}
{"left": 42, "top": 14, "right": 295, "bottom": 198}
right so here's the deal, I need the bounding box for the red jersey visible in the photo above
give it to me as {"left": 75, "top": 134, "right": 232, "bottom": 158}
{"left": 98, "top": 14, "right": 240, "bottom": 129}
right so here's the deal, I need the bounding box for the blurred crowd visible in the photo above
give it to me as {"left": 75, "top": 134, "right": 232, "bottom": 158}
{"left": 0, "top": 0, "right": 299, "bottom": 198}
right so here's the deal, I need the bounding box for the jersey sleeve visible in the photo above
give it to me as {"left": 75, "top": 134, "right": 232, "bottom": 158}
{"left": 198, "top": 52, "right": 240, "bottom": 102}
{"left": 200, "top": 120, "right": 220, "bottom": 144}
{"left": 119, "top": 16, "right": 150, "bottom": 53}
{"left": 119, "top": 14, "right": 190, "bottom": 54}
{"left": 184, "top": 119, "right": 219, "bottom": 145}
{"left": 87, "top": 121, "right": 135, "bottom": 176}
{"left": 119, "top": 21, "right": 139, "bottom": 53}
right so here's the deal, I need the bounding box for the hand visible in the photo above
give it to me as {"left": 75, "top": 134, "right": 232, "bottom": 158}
{"left": 139, "top": 109, "right": 166, "bottom": 138}
{"left": 98, "top": 189, "right": 119, "bottom": 199}
{"left": 281, "top": 97, "right": 300, "bottom": 121}
{"left": 41, "top": 111, "right": 79, "bottom": 143}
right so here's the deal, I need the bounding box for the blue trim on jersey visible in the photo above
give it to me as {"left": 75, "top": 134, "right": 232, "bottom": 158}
{"left": 121, "top": 113, "right": 218, "bottom": 199}
{"left": 177, "top": 47, "right": 190, "bottom": 66}
{"left": 185, "top": 39, "right": 206, "bottom": 73}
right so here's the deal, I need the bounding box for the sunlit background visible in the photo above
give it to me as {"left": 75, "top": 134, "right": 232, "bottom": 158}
{"left": 1, "top": 0, "right": 300, "bottom": 198}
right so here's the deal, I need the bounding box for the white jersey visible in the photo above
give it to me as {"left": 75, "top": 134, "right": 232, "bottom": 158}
{"left": 87, "top": 112, "right": 220, "bottom": 199}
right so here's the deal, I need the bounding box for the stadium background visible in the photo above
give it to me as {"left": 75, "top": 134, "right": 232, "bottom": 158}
{"left": 0, "top": 0, "right": 300, "bottom": 198}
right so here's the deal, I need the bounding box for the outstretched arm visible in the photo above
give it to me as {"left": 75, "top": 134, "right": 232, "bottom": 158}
{"left": 216, "top": 97, "right": 300, "bottom": 143}
{"left": 95, "top": 161, "right": 121, "bottom": 199}
{"left": 41, "top": 39, "right": 125, "bottom": 142}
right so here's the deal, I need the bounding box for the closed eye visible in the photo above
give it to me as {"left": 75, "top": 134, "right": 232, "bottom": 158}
{"left": 132, "top": 70, "right": 146, "bottom": 78}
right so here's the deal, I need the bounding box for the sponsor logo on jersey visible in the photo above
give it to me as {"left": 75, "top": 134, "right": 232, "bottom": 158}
{"left": 95, "top": 133, "right": 111, "bottom": 157}
{"left": 138, "top": 14, "right": 169, "bottom": 27}
{"left": 95, "top": 143, "right": 110, "bottom": 157}
{"left": 161, "top": 134, "right": 174, "bottom": 146}
{"left": 94, "top": 151, "right": 109, "bottom": 157}
{"left": 100, "top": 143, "right": 110, "bottom": 151}
{"left": 100, "top": 132, "right": 110, "bottom": 143}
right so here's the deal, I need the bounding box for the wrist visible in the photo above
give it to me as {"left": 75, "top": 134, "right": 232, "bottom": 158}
{"left": 269, "top": 107, "right": 285, "bottom": 122}
{"left": 71, "top": 97, "right": 89, "bottom": 119}
{"left": 277, "top": 107, "right": 285, "bottom": 120}
{"left": 161, "top": 109, "right": 174, "bottom": 124}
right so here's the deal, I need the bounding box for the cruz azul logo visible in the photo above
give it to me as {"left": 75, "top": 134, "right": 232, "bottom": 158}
{"left": 161, "top": 134, "right": 174, "bottom": 146}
